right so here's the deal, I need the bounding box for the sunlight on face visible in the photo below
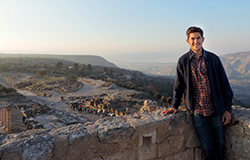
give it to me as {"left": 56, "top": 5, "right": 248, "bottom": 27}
{"left": 186, "top": 32, "right": 204, "bottom": 54}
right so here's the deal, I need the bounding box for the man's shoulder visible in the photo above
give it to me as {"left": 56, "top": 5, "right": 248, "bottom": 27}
{"left": 205, "top": 50, "right": 220, "bottom": 60}
{"left": 178, "top": 51, "right": 190, "bottom": 62}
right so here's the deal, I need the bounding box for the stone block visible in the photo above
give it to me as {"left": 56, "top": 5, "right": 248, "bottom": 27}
{"left": 51, "top": 135, "right": 69, "bottom": 160}
{"left": 123, "top": 129, "right": 140, "bottom": 150}
{"left": 2, "top": 148, "right": 22, "bottom": 160}
{"left": 243, "top": 120, "right": 250, "bottom": 136}
{"left": 22, "top": 139, "right": 54, "bottom": 160}
{"left": 228, "top": 124, "right": 244, "bottom": 136}
{"left": 164, "top": 149, "right": 194, "bottom": 160}
{"left": 95, "top": 117, "right": 135, "bottom": 143}
{"left": 67, "top": 136, "right": 124, "bottom": 160}
{"left": 234, "top": 153, "right": 250, "bottom": 160}
{"left": 156, "top": 119, "right": 172, "bottom": 144}
{"left": 67, "top": 137, "right": 96, "bottom": 160}
{"left": 194, "top": 148, "right": 204, "bottom": 160}
{"left": 185, "top": 129, "right": 200, "bottom": 148}
{"left": 158, "top": 135, "right": 185, "bottom": 158}
{"left": 230, "top": 134, "right": 250, "bottom": 159}
{"left": 101, "top": 149, "right": 136, "bottom": 160}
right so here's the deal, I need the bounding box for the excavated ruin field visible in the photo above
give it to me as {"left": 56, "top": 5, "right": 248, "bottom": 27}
{"left": 1, "top": 75, "right": 160, "bottom": 134}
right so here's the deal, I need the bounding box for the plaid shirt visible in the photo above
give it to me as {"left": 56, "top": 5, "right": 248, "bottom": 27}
{"left": 190, "top": 52, "right": 215, "bottom": 116}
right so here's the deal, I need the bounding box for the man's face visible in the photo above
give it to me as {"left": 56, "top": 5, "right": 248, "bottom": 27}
{"left": 186, "top": 32, "right": 204, "bottom": 53}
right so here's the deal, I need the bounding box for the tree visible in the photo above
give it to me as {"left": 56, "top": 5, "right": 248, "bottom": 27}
{"left": 79, "top": 65, "right": 85, "bottom": 75}
{"left": 67, "top": 75, "right": 78, "bottom": 81}
{"left": 103, "top": 67, "right": 108, "bottom": 73}
{"left": 55, "top": 61, "right": 63, "bottom": 69}
{"left": 145, "top": 85, "right": 157, "bottom": 95}
{"left": 87, "top": 64, "right": 93, "bottom": 70}
{"left": 82, "top": 64, "right": 86, "bottom": 70}
{"left": 73, "top": 63, "right": 79, "bottom": 71}
{"left": 36, "top": 69, "right": 47, "bottom": 78}
{"left": 166, "top": 97, "right": 173, "bottom": 107}
{"left": 161, "top": 96, "right": 167, "bottom": 107}
{"left": 154, "top": 93, "right": 161, "bottom": 100}
{"left": 108, "top": 68, "right": 113, "bottom": 75}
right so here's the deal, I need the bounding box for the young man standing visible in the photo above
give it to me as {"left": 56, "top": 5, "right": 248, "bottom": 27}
{"left": 161, "top": 26, "right": 233, "bottom": 160}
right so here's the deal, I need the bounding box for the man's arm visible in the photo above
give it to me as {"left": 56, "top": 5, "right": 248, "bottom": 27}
{"left": 172, "top": 58, "right": 186, "bottom": 109}
{"left": 217, "top": 59, "right": 233, "bottom": 110}
{"left": 162, "top": 58, "right": 185, "bottom": 115}
{"left": 218, "top": 58, "right": 233, "bottom": 125}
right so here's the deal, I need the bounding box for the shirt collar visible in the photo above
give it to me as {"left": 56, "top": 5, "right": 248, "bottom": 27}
{"left": 189, "top": 48, "right": 205, "bottom": 60}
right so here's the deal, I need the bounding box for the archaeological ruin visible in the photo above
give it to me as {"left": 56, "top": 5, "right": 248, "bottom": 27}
{"left": 0, "top": 103, "right": 250, "bottom": 160}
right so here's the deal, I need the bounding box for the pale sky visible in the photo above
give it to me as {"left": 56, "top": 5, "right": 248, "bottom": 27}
{"left": 1, "top": 0, "right": 250, "bottom": 62}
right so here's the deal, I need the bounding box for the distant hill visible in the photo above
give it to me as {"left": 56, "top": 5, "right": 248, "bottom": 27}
{"left": 0, "top": 53, "right": 117, "bottom": 68}
{"left": 117, "top": 62, "right": 176, "bottom": 76}
{"left": 105, "top": 52, "right": 178, "bottom": 63}
{"left": 116, "top": 51, "right": 250, "bottom": 79}
{"left": 220, "top": 51, "right": 250, "bottom": 79}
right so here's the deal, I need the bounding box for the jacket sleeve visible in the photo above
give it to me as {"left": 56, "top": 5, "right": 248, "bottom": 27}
{"left": 172, "top": 58, "right": 185, "bottom": 109}
{"left": 217, "top": 58, "right": 233, "bottom": 111}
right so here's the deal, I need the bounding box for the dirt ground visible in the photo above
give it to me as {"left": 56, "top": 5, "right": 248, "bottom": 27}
{"left": 16, "top": 78, "right": 138, "bottom": 123}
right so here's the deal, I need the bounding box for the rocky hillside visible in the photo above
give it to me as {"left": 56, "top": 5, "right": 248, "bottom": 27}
{"left": 220, "top": 51, "right": 250, "bottom": 79}
{"left": 0, "top": 53, "right": 117, "bottom": 67}
{"left": 58, "top": 55, "right": 117, "bottom": 67}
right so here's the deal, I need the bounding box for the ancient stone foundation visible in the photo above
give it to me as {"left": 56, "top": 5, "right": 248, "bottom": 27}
{"left": 0, "top": 106, "right": 250, "bottom": 160}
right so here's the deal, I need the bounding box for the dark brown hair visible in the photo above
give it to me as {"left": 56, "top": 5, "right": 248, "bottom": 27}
{"left": 186, "top": 26, "right": 203, "bottom": 38}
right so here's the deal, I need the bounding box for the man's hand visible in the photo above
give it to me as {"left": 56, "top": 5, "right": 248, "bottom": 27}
{"left": 161, "top": 108, "right": 177, "bottom": 115}
{"left": 222, "top": 110, "right": 231, "bottom": 125}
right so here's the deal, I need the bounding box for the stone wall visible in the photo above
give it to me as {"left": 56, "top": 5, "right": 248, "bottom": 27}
{"left": 0, "top": 106, "right": 250, "bottom": 160}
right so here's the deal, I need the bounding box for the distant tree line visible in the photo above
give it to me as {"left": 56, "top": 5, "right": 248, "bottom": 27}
{"left": 0, "top": 57, "right": 175, "bottom": 102}
{"left": 0, "top": 84, "right": 16, "bottom": 94}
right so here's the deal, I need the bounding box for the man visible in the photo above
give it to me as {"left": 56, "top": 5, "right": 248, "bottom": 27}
{"left": 161, "top": 26, "right": 233, "bottom": 160}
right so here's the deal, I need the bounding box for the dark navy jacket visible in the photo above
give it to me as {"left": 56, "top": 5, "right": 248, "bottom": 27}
{"left": 172, "top": 49, "right": 233, "bottom": 115}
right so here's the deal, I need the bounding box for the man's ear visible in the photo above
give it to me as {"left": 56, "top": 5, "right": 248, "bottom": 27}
{"left": 186, "top": 39, "right": 189, "bottom": 44}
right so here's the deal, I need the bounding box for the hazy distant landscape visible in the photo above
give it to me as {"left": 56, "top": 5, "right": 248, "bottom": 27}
{"left": 1, "top": 51, "right": 250, "bottom": 106}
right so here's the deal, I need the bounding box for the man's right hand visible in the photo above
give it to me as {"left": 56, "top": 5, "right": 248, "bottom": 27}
{"left": 161, "top": 108, "right": 177, "bottom": 115}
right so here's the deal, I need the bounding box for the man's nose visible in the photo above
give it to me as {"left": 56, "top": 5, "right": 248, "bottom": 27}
{"left": 194, "top": 39, "right": 198, "bottom": 44}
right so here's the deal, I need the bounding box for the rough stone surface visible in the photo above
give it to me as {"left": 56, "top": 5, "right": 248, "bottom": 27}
{"left": 95, "top": 117, "right": 135, "bottom": 142}
{"left": 230, "top": 134, "right": 250, "bottom": 158}
{"left": 101, "top": 149, "right": 136, "bottom": 160}
{"left": 194, "top": 148, "right": 204, "bottom": 160}
{"left": 185, "top": 128, "right": 200, "bottom": 148}
{"left": 227, "top": 123, "right": 244, "bottom": 136}
{"left": 2, "top": 147, "right": 22, "bottom": 160}
{"left": 22, "top": 136, "right": 54, "bottom": 160}
{"left": 243, "top": 119, "right": 250, "bottom": 136}
{"left": 156, "top": 119, "right": 172, "bottom": 144}
{"left": 164, "top": 149, "right": 194, "bottom": 160}
{"left": 158, "top": 135, "right": 185, "bottom": 158}
{"left": 1, "top": 107, "right": 250, "bottom": 160}
{"left": 51, "top": 134, "right": 69, "bottom": 160}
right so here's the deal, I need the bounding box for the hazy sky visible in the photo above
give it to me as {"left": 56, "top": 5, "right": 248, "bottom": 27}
{"left": 1, "top": 0, "right": 250, "bottom": 62}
